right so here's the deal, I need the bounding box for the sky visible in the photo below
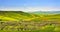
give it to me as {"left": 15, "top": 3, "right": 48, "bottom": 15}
{"left": 0, "top": 0, "right": 60, "bottom": 12}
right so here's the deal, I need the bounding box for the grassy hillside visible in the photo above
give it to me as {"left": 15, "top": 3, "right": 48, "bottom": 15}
{"left": 0, "top": 11, "right": 60, "bottom": 32}
{"left": 0, "top": 11, "right": 60, "bottom": 21}
{"left": 0, "top": 11, "right": 40, "bottom": 21}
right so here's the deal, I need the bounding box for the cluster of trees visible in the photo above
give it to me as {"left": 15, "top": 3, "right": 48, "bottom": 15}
{"left": 0, "top": 20, "right": 60, "bottom": 31}
{"left": 0, "top": 21, "right": 60, "bottom": 31}
{"left": 0, "top": 21, "right": 39, "bottom": 31}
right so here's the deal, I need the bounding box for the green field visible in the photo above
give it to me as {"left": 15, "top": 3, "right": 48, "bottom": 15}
{"left": 0, "top": 11, "right": 60, "bottom": 32}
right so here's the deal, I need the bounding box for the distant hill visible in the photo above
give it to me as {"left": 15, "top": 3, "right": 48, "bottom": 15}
{"left": 32, "top": 11, "right": 60, "bottom": 15}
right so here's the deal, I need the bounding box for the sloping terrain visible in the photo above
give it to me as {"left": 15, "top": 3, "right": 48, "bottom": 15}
{"left": 0, "top": 11, "right": 39, "bottom": 21}
{"left": 0, "top": 11, "right": 60, "bottom": 32}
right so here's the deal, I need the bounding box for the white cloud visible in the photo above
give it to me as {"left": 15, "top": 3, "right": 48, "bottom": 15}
{"left": 0, "top": 7, "right": 60, "bottom": 12}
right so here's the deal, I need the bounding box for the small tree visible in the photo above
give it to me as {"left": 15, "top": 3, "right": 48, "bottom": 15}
{"left": 0, "top": 19, "right": 2, "bottom": 21}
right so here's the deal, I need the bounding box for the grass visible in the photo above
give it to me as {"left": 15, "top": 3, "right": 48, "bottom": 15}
{"left": 0, "top": 11, "right": 60, "bottom": 32}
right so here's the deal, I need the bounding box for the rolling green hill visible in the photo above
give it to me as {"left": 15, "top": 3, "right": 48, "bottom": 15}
{"left": 0, "top": 11, "right": 40, "bottom": 21}
{"left": 0, "top": 11, "right": 60, "bottom": 32}
{"left": 0, "top": 11, "right": 60, "bottom": 21}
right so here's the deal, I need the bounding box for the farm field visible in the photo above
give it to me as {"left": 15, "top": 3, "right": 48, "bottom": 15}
{"left": 0, "top": 11, "right": 60, "bottom": 32}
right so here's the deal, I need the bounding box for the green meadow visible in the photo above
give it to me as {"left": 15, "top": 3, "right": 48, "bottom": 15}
{"left": 0, "top": 11, "right": 60, "bottom": 32}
